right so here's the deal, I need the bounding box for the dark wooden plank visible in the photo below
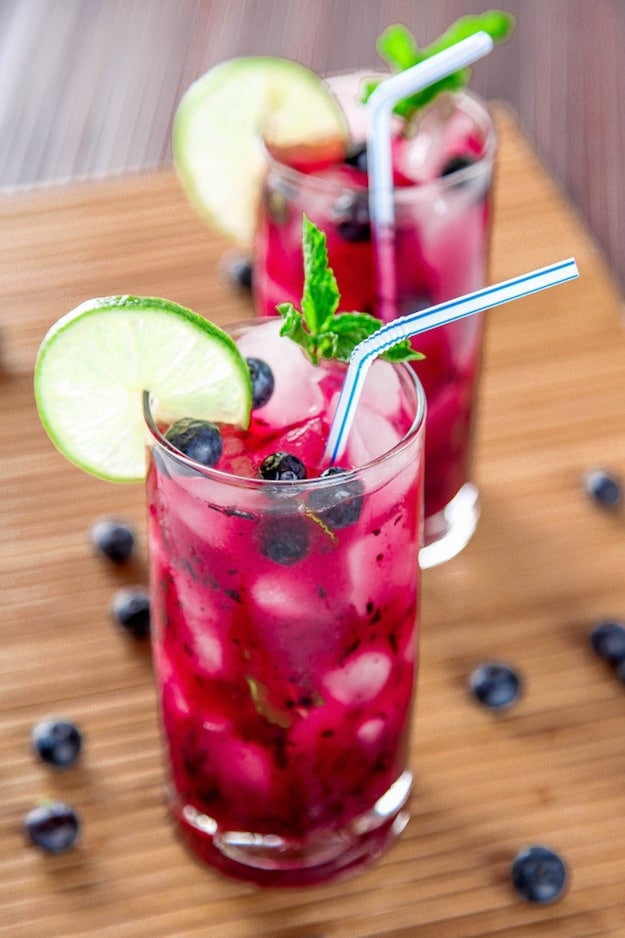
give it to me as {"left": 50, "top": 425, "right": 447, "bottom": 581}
{"left": 1, "top": 1, "right": 625, "bottom": 293}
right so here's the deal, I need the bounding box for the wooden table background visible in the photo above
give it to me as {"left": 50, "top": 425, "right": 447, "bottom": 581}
{"left": 2, "top": 0, "right": 625, "bottom": 296}
{"left": 2, "top": 100, "right": 625, "bottom": 935}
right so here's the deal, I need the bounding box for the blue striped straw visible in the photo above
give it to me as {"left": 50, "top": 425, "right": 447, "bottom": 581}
{"left": 366, "top": 31, "right": 495, "bottom": 319}
{"left": 324, "top": 258, "right": 580, "bottom": 463}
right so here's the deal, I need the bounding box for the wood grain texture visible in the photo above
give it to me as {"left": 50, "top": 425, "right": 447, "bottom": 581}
{"left": 2, "top": 0, "right": 625, "bottom": 294}
{"left": 2, "top": 108, "right": 625, "bottom": 937}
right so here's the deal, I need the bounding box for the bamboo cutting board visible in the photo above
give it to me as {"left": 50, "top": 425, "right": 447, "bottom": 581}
{"left": 2, "top": 106, "right": 625, "bottom": 937}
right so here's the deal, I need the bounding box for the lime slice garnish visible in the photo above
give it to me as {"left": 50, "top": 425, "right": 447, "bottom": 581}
{"left": 172, "top": 56, "right": 349, "bottom": 245}
{"left": 34, "top": 296, "right": 252, "bottom": 482}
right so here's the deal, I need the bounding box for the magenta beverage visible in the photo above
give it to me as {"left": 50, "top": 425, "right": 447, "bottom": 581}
{"left": 255, "top": 79, "right": 496, "bottom": 566}
{"left": 144, "top": 319, "right": 426, "bottom": 885}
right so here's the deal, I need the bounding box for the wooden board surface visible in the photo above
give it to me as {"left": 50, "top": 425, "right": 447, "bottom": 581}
{"left": 2, "top": 107, "right": 625, "bottom": 937}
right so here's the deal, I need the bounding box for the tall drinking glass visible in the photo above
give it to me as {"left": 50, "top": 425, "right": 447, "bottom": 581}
{"left": 254, "top": 80, "right": 496, "bottom": 567}
{"left": 144, "top": 320, "right": 426, "bottom": 886}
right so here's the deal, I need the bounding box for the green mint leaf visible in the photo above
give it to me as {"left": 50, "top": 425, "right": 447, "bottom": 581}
{"left": 331, "top": 312, "right": 381, "bottom": 362}
{"left": 277, "top": 216, "right": 340, "bottom": 364}
{"left": 278, "top": 216, "right": 424, "bottom": 365}
{"left": 364, "top": 11, "right": 515, "bottom": 118}
{"left": 381, "top": 340, "right": 425, "bottom": 363}
{"left": 301, "top": 214, "right": 339, "bottom": 334}
{"left": 428, "top": 10, "right": 515, "bottom": 54}
{"left": 277, "top": 300, "right": 308, "bottom": 347}
{"left": 246, "top": 676, "right": 292, "bottom": 728}
{"left": 332, "top": 312, "right": 423, "bottom": 363}
{"left": 377, "top": 23, "right": 423, "bottom": 71}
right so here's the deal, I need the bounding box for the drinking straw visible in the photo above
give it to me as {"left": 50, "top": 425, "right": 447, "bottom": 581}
{"left": 366, "top": 31, "right": 495, "bottom": 320}
{"left": 324, "top": 258, "right": 580, "bottom": 463}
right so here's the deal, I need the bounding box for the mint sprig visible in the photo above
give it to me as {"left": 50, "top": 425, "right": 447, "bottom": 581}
{"left": 362, "top": 10, "right": 515, "bottom": 119}
{"left": 277, "top": 215, "right": 422, "bottom": 365}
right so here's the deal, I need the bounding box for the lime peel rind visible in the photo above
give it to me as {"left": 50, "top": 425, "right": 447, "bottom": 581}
{"left": 34, "top": 296, "right": 253, "bottom": 483}
{"left": 172, "top": 56, "right": 349, "bottom": 245}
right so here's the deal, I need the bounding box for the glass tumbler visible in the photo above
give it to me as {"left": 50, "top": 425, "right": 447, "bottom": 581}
{"left": 144, "top": 320, "right": 426, "bottom": 886}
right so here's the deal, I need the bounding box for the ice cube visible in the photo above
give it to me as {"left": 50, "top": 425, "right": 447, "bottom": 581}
{"left": 161, "top": 572, "right": 228, "bottom": 677}
{"left": 359, "top": 358, "right": 404, "bottom": 419}
{"left": 323, "top": 651, "right": 392, "bottom": 705}
{"left": 325, "top": 71, "right": 405, "bottom": 143}
{"left": 154, "top": 649, "right": 193, "bottom": 717}
{"left": 398, "top": 97, "right": 451, "bottom": 184}
{"left": 191, "top": 625, "right": 224, "bottom": 674}
{"left": 217, "top": 737, "right": 272, "bottom": 794}
{"left": 249, "top": 571, "right": 345, "bottom": 667}
{"left": 236, "top": 319, "right": 326, "bottom": 426}
{"left": 346, "top": 522, "right": 418, "bottom": 617}
{"left": 347, "top": 404, "right": 403, "bottom": 466}
{"left": 158, "top": 663, "right": 193, "bottom": 720}
{"left": 201, "top": 713, "right": 231, "bottom": 734}
{"left": 357, "top": 717, "right": 386, "bottom": 745}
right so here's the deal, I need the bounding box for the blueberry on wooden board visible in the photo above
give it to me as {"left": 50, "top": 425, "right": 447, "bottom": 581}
{"left": 90, "top": 517, "right": 135, "bottom": 563}
{"left": 511, "top": 845, "right": 568, "bottom": 903}
{"left": 589, "top": 619, "right": 625, "bottom": 664}
{"left": 469, "top": 662, "right": 522, "bottom": 710}
{"left": 110, "top": 587, "right": 151, "bottom": 638}
{"left": 31, "top": 717, "right": 82, "bottom": 768}
{"left": 24, "top": 802, "right": 80, "bottom": 853}
{"left": 583, "top": 468, "right": 622, "bottom": 509}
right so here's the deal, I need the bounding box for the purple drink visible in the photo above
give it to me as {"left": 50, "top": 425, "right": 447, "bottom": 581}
{"left": 254, "top": 82, "right": 496, "bottom": 566}
{"left": 144, "top": 320, "right": 425, "bottom": 885}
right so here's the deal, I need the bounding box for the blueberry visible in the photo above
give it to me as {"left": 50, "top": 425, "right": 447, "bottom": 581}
{"left": 259, "top": 452, "right": 307, "bottom": 481}
{"left": 583, "top": 468, "right": 622, "bottom": 509}
{"left": 308, "top": 466, "right": 364, "bottom": 529}
{"left": 246, "top": 357, "right": 275, "bottom": 409}
{"left": 344, "top": 141, "right": 368, "bottom": 173}
{"left": 90, "top": 517, "right": 135, "bottom": 564}
{"left": 469, "top": 662, "right": 522, "bottom": 710}
{"left": 440, "top": 154, "right": 477, "bottom": 177}
{"left": 165, "top": 418, "right": 223, "bottom": 468}
{"left": 224, "top": 254, "right": 253, "bottom": 291}
{"left": 511, "top": 845, "right": 568, "bottom": 904}
{"left": 31, "top": 718, "right": 82, "bottom": 769}
{"left": 331, "top": 192, "right": 370, "bottom": 242}
{"left": 589, "top": 619, "right": 625, "bottom": 663}
{"left": 259, "top": 517, "right": 310, "bottom": 565}
{"left": 24, "top": 802, "right": 80, "bottom": 853}
{"left": 110, "top": 586, "right": 150, "bottom": 638}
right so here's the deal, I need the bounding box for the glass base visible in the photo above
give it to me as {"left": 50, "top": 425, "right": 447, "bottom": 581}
{"left": 420, "top": 482, "right": 480, "bottom": 569}
{"left": 171, "top": 770, "right": 412, "bottom": 887}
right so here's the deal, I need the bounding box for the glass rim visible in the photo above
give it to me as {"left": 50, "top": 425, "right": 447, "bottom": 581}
{"left": 263, "top": 87, "right": 497, "bottom": 202}
{"left": 142, "top": 327, "right": 426, "bottom": 492}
